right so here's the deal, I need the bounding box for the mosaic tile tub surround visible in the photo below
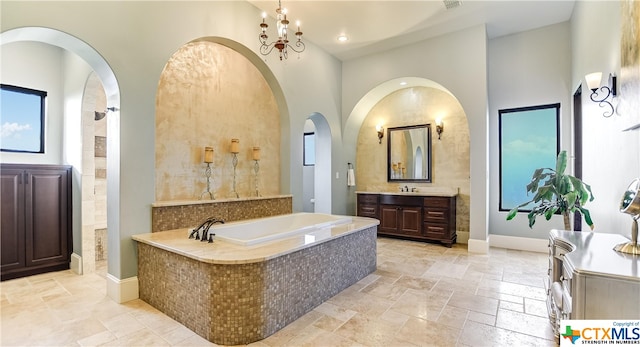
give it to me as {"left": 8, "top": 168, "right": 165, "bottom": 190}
{"left": 151, "top": 195, "right": 292, "bottom": 231}
{"left": 134, "top": 219, "right": 378, "bottom": 345}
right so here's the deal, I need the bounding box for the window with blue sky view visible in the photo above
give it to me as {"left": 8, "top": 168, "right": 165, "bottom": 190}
{"left": 304, "top": 132, "right": 315, "bottom": 166}
{"left": 499, "top": 103, "right": 560, "bottom": 211}
{"left": 1, "top": 84, "right": 46, "bottom": 153}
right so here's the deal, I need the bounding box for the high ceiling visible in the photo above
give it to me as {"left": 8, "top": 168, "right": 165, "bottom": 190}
{"left": 248, "top": 0, "right": 576, "bottom": 61}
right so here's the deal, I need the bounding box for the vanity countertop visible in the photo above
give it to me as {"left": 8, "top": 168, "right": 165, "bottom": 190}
{"left": 356, "top": 188, "right": 458, "bottom": 197}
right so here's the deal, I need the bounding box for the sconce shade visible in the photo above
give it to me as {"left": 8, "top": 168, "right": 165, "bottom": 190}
{"left": 252, "top": 147, "right": 261, "bottom": 160}
{"left": 585, "top": 72, "right": 603, "bottom": 91}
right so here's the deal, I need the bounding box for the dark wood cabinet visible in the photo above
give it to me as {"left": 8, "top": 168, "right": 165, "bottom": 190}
{"left": 423, "top": 197, "right": 457, "bottom": 247}
{"left": 357, "top": 194, "right": 379, "bottom": 219}
{"left": 1, "top": 164, "right": 72, "bottom": 281}
{"left": 379, "top": 195, "right": 423, "bottom": 238}
{"left": 357, "top": 192, "right": 456, "bottom": 247}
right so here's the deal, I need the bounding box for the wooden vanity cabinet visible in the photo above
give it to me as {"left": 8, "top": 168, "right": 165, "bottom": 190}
{"left": 423, "top": 197, "right": 457, "bottom": 247}
{"left": 357, "top": 192, "right": 456, "bottom": 247}
{"left": 378, "top": 195, "right": 422, "bottom": 237}
{"left": 357, "top": 194, "right": 379, "bottom": 219}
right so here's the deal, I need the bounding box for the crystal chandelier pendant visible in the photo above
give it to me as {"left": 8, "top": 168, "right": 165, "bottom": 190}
{"left": 259, "top": 0, "right": 305, "bottom": 60}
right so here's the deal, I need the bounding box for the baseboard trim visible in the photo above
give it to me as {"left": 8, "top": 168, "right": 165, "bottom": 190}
{"left": 457, "top": 231, "right": 469, "bottom": 244}
{"left": 70, "top": 253, "right": 82, "bottom": 274}
{"left": 467, "top": 238, "right": 489, "bottom": 254}
{"left": 489, "top": 234, "right": 548, "bottom": 253}
{"left": 106, "top": 273, "right": 139, "bottom": 303}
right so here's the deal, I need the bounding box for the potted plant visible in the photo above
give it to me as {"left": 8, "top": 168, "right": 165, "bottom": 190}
{"left": 506, "top": 150, "right": 595, "bottom": 230}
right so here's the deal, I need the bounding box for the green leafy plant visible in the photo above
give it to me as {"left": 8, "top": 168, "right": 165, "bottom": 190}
{"left": 506, "top": 150, "right": 595, "bottom": 230}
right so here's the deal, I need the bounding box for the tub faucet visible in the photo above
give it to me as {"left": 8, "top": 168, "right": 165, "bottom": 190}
{"left": 190, "top": 218, "right": 213, "bottom": 240}
{"left": 190, "top": 217, "right": 224, "bottom": 241}
{"left": 203, "top": 219, "right": 225, "bottom": 243}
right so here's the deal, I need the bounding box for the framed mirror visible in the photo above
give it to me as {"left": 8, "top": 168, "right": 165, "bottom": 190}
{"left": 387, "top": 124, "right": 432, "bottom": 182}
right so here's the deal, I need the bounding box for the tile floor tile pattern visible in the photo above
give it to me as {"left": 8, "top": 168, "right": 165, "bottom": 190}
{"left": 1, "top": 238, "right": 557, "bottom": 346}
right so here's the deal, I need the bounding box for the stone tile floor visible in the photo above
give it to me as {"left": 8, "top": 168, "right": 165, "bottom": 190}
{"left": 0, "top": 237, "right": 557, "bottom": 346}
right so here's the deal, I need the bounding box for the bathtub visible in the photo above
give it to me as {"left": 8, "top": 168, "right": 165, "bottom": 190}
{"left": 134, "top": 213, "right": 378, "bottom": 345}
{"left": 211, "top": 212, "right": 352, "bottom": 246}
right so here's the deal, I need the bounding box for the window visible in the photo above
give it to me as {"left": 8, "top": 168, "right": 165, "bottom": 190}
{"left": 303, "top": 132, "right": 315, "bottom": 166}
{"left": 499, "top": 103, "right": 560, "bottom": 211}
{"left": 1, "top": 84, "right": 46, "bottom": 153}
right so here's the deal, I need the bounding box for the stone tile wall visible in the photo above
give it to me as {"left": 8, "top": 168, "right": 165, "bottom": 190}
{"left": 151, "top": 196, "right": 292, "bottom": 231}
{"left": 95, "top": 228, "right": 108, "bottom": 261}
{"left": 137, "top": 226, "right": 377, "bottom": 345}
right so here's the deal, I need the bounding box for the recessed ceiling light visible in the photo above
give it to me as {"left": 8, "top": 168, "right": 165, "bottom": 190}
{"left": 337, "top": 35, "right": 349, "bottom": 42}
{"left": 399, "top": 81, "right": 407, "bottom": 86}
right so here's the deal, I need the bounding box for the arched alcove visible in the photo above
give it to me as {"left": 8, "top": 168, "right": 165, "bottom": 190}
{"left": 347, "top": 77, "right": 471, "bottom": 242}
{"left": 155, "top": 39, "right": 282, "bottom": 201}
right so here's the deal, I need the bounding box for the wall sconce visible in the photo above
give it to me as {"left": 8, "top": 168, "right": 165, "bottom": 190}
{"left": 435, "top": 118, "right": 444, "bottom": 140}
{"left": 585, "top": 72, "right": 617, "bottom": 118}
{"left": 376, "top": 124, "right": 384, "bottom": 144}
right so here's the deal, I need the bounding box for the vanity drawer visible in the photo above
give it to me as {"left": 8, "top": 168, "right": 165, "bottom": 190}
{"left": 380, "top": 194, "right": 422, "bottom": 206}
{"left": 423, "top": 197, "right": 451, "bottom": 208}
{"left": 358, "top": 204, "right": 378, "bottom": 218}
{"left": 423, "top": 222, "right": 447, "bottom": 238}
{"left": 424, "top": 208, "right": 449, "bottom": 223}
{"left": 358, "top": 194, "right": 379, "bottom": 204}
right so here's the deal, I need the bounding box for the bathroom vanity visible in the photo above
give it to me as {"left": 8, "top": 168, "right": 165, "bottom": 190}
{"left": 547, "top": 229, "right": 640, "bottom": 338}
{"left": 356, "top": 190, "right": 457, "bottom": 247}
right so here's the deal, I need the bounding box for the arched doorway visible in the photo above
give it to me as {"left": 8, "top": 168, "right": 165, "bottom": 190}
{"left": 302, "top": 114, "right": 332, "bottom": 213}
{"left": 1, "top": 27, "right": 121, "bottom": 277}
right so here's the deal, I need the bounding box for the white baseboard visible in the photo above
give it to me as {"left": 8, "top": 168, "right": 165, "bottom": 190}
{"left": 489, "top": 234, "right": 548, "bottom": 253}
{"left": 107, "top": 273, "right": 139, "bottom": 303}
{"left": 70, "top": 253, "right": 82, "bottom": 274}
{"left": 467, "top": 237, "right": 489, "bottom": 254}
{"left": 456, "top": 231, "right": 469, "bottom": 244}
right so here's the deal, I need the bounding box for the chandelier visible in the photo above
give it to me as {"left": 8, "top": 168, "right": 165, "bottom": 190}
{"left": 259, "top": 0, "right": 305, "bottom": 60}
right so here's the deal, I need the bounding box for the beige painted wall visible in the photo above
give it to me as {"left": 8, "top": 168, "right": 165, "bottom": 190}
{"left": 155, "top": 41, "right": 280, "bottom": 201}
{"left": 356, "top": 87, "right": 470, "bottom": 233}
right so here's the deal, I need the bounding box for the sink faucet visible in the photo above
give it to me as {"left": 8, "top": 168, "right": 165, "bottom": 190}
{"left": 411, "top": 187, "right": 418, "bottom": 192}
{"left": 404, "top": 185, "right": 409, "bottom": 192}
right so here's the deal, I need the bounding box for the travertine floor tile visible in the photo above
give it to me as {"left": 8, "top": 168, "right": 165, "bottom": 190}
{"left": 459, "top": 320, "right": 555, "bottom": 346}
{"left": 495, "top": 308, "right": 556, "bottom": 340}
{"left": 0, "top": 241, "right": 556, "bottom": 347}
